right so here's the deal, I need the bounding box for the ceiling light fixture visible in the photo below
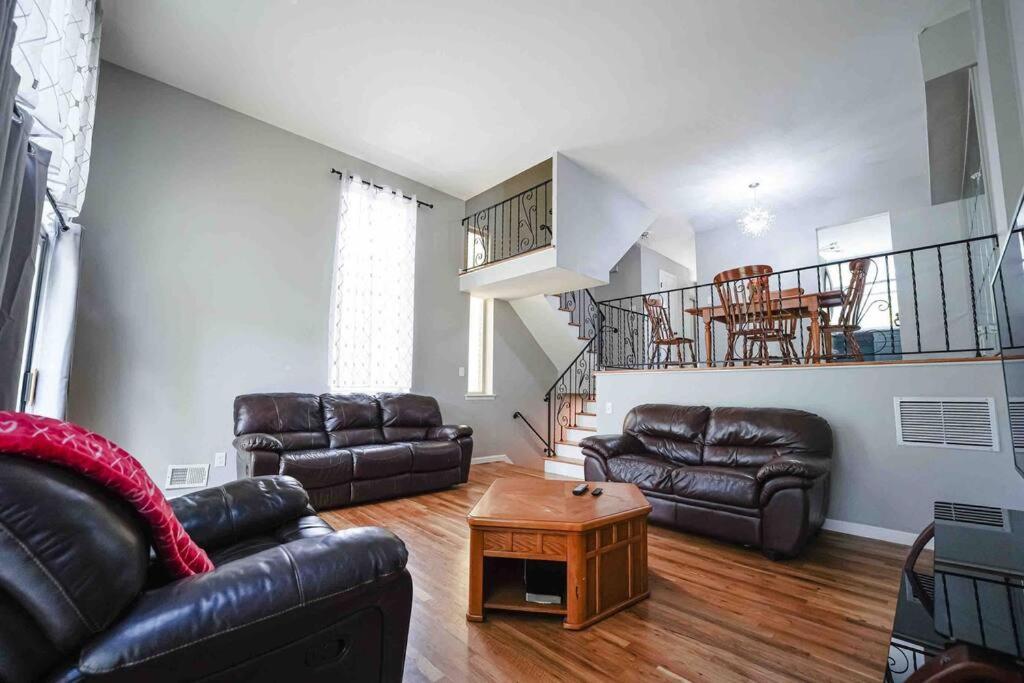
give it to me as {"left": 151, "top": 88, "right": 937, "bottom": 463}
{"left": 737, "top": 182, "right": 775, "bottom": 237}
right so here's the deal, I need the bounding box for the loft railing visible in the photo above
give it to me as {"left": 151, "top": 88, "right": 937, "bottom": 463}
{"left": 543, "top": 289, "right": 603, "bottom": 455}
{"left": 597, "top": 233, "right": 1004, "bottom": 369}
{"left": 461, "top": 179, "right": 552, "bottom": 271}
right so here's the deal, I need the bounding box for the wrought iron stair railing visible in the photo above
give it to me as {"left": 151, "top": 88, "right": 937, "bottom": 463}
{"left": 461, "top": 179, "right": 552, "bottom": 271}
{"left": 543, "top": 289, "right": 604, "bottom": 457}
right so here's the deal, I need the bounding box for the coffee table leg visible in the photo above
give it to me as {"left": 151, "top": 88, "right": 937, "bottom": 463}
{"left": 564, "top": 533, "right": 587, "bottom": 629}
{"left": 467, "top": 528, "right": 484, "bottom": 622}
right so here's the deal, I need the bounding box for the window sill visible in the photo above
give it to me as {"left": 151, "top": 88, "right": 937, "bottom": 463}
{"left": 465, "top": 393, "right": 497, "bottom": 401}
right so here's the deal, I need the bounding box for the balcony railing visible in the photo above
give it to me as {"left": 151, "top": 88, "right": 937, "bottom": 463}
{"left": 461, "top": 179, "right": 552, "bottom": 271}
{"left": 597, "top": 233, "right": 1003, "bottom": 369}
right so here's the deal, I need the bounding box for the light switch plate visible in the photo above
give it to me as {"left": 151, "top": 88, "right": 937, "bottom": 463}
{"left": 214, "top": 452, "right": 226, "bottom": 467}
{"left": 458, "top": 366, "right": 465, "bottom": 377}
{"left": 605, "top": 402, "right": 613, "bottom": 414}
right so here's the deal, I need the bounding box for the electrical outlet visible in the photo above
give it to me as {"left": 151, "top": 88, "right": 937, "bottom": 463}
{"left": 214, "top": 452, "right": 226, "bottom": 467}
{"left": 458, "top": 366, "right": 465, "bottom": 377}
{"left": 605, "top": 402, "right": 613, "bottom": 414}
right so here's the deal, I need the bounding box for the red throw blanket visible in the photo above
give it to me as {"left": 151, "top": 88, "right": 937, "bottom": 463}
{"left": 0, "top": 412, "right": 214, "bottom": 578}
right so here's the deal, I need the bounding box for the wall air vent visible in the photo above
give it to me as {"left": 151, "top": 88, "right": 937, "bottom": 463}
{"left": 165, "top": 464, "right": 209, "bottom": 490}
{"left": 894, "top": 397, "right": 998, "bottom": 451}
{"left": 1009, "top": 400, "right": 1024, "bottom": 449}
{"left": 934, "top": 501, "right": 1007, "bottom": 529}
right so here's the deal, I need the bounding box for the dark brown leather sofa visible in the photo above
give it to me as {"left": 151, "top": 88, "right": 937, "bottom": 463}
{"left": 234, "top": 392, "right": 472, "bottom": 510}
{"left": 581, "top": 404, "right": 832, "bottom": 559}
{"left": 0, "top": 459, "right": 411, "bottom": 682}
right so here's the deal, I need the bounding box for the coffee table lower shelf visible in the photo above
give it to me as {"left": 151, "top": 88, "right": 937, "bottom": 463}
{"left": 481, "top": 568, "right": 568, "bottom": 616}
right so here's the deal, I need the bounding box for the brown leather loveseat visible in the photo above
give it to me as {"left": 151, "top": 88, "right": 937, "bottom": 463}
{"left": 581, "top": 404, "right": 832, "bottom": 559}
{"left": 234, "top": 392, "right": 472, "bottom": 510}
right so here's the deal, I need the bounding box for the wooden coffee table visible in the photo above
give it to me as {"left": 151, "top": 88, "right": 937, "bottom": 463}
{"left": 466, "top": 478, "right": 651, "bottom": 630}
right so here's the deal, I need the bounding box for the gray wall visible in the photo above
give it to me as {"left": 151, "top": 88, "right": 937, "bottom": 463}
{"left": 72, "top": 63, "right": 555, "bottom": 490}
{"left": 694, "top": 174, "right": 929, "bottom": 283}
{"left": 465, "top": 158, "right": 551, "bottom": 216}
{"left": 595, "top": 361, "right": 1024, "bottom": 536}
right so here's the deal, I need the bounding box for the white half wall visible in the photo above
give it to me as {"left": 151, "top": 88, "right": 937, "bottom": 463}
{"left": 554, "top": 152, "right": 656, "bottom": 282}
{"left": 594, "top": 361, "right": 1024, "bottom": 537}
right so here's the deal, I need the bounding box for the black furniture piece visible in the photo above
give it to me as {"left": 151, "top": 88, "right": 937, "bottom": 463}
{"left": 581, "top": 404, "right": 832, "bottom": 558}
{"left": 0, "top": 459, "right": 412, "bottom": 682}
{"left": 234, "top": 392, "right": 473, "bottom": 510}
{"left": 885, "top": 503, "right": 1024, "bottom": 681}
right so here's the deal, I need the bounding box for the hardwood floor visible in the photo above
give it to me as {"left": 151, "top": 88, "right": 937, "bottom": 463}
{"left": 320, "top": 463, "right": 905, "bottom": 682}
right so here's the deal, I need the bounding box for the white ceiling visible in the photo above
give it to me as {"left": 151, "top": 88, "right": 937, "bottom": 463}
{"left": 101, "top": 0, "right": 962, "bottom": 232}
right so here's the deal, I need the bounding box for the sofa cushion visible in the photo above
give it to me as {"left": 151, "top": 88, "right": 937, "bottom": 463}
{"left": 669, "top": 466, "right": 761, "bottom": 508}
{"left": 350, "top": 443, "right": 413, "bottom": 480}
{"left": 379, "top": 393, "right": 442, "bottom": 442}
{"left": 234, "top": 393, "right": 328, "bottom": 450}
{"left": 623, "top": 404, "right": 710, "bottom": 466}
{"left": 279, "top": 449, "right": 353, "bottom": 488}
{"left": 606, "top": 454, "right": 675, "bottom": 493}
{"left": 703, "top": 407, "right": 832, "bottom": 467}
{"left": 321, "top": 393, "right": 383, "bottom": 447}
{"left": 409, "top": 440, "right": 462, "bottom": 472}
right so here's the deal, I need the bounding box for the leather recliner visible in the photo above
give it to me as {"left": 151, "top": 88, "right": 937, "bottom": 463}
{"left": 581, "top": 404, "right": 832, "bottom": 559}
{"left": 233, "top": 392, "right": 473, "bottom": 510}
{"left": 0, "top": 458, "right": 412, "bottom": 682}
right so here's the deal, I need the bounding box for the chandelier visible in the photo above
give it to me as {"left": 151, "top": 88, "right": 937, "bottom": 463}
{"left": 737, "top": 182, "right": 775, "bottom": 237}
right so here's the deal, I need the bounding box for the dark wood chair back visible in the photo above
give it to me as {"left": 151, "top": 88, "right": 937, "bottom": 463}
{"left": 835, "top": 258, "right": 873, "bottom": 329}
{"left": 643, "top": 295, "right": 676, "bottom": 342}
{"left": 712, "top": 265, "right": 776, "bottom": 334}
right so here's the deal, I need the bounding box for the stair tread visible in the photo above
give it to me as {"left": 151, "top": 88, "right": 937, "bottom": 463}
{"left": 556, "top": 439, "right": 581, "bottom": 447}
{"left": 577, "top": 411, "right": 597, "bottom": 417}
{"left": 568, "top": 426, "right": 596, "bottom": 432}
{"left": 546, "top": 455, "right": 585, "bottom": 465}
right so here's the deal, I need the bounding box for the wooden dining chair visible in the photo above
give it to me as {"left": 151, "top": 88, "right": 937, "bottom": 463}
{"left": 811, "top": 258, "right": 874, "bottom": 362}
{"left": 712, "top": 265, "right": 799, "bottom": 365}
{"left": 643, "top": 295, "right": 697, "bottom": 368}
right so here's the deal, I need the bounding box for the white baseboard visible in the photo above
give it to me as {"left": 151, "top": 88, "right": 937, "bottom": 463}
{"left": 823, "top": 518, "right": 921, "bottom": 545}
{"left": 472, "top": 454, "right": 512, "bottom": 464}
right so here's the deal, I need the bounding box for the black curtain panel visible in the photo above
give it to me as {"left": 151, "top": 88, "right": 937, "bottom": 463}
{"left": 0, "top": 0, "right": 49, "bottom": 409}
{"left": 0, "top": 140, "right": 49, "bottom": 409}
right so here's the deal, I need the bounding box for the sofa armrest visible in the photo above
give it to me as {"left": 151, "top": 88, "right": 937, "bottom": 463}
{"left": 426, "top": 424, "right": 473, "bottom": 441}
{"left": 170, "top": 476, "right": 310, "bottom": 550}
{"left": 579, "top": 433, "right": 644, "bottom": 460}
{"left": 74, "top": 528, "right": 409, "bottom": 679}
{"left": 233, "top": 433, "right": 284, "bottom": 452}
{"left": 756, "top": 453, "right": 831, "bottom": 484}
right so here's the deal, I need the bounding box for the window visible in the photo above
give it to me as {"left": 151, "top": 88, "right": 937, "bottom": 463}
{"left": 816, "top": 213, "right": 898, "bottom": 332}
{"left": 329, "top": 173, "right": 417, "bottom": 393}
{"left": 467, "top": 296, "right": 493, "bottom": 396}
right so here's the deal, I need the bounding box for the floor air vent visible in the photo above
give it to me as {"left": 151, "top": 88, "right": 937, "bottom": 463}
{"left": 934, "top": 501, "right": 1007, "bottom": 529}
{"left": 894, "top": 397, "right": 997, "bottom": 451}
{"left": 166, "top": 464, "right": 209, "bottom": 490}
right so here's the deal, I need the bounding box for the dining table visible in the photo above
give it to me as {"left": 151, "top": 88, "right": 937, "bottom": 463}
{"left": 684, "top": 288, "right": 844, "bottom": 366}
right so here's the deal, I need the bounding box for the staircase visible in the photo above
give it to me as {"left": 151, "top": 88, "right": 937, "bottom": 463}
{"left": 539, "top": 289, "right": 602, "bottom": 480}
{"left": 545, "top": 398, "right": 598, "bottom": 479}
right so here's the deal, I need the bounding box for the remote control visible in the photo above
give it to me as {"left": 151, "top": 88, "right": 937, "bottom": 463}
{"left": 591, "top": 488, "right": 603, "bottom": 497}
{"left": 572, "top": 483, "right": 589, "bottom": 496}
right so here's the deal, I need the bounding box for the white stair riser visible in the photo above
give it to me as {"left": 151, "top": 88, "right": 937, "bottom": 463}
{"left": 584, "top": 401, "right": 599, "bottom": 414}
{"left": 575, "top": 413, "right": 597, "bottom": 429}
{"left": 565, "top": 428, "right": 594, "bottom": 443}
{"left": 544, "top": 459, "right": 584, "bottom": 480}
{"left": 555, "top": 443, "right": 584, "bottom": 461}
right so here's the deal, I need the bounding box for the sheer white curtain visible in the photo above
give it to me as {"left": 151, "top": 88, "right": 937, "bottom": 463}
{"left": 11, "top": 0, "right": 100, "bottom": 417}
{"left": 329, "top": 173, "right": 417, "bottom": 393}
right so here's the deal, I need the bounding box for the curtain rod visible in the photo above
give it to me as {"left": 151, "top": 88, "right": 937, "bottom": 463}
{"left": 45, "top": 188, "right": 70, "bottom": 232}
{"left": 330, "top": 168, "right": 433, "bottom": 209}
